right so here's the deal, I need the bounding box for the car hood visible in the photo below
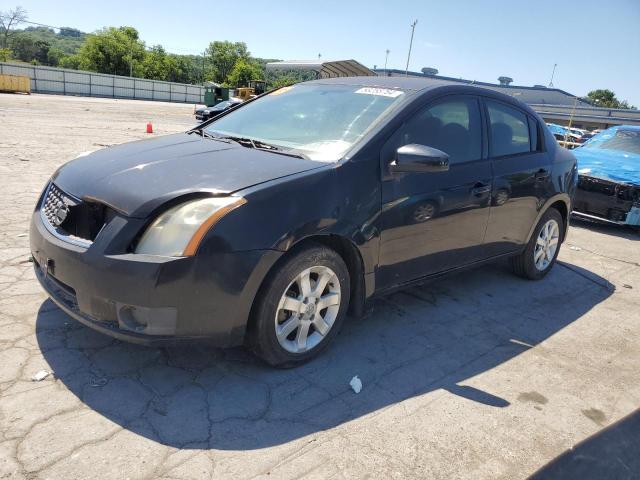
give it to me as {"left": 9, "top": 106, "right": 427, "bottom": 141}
{"left": 53, "top": 133, "right": 326, "bottom": 217}
{"left": 573, "top": 147, "right": 640, "bottom": 185}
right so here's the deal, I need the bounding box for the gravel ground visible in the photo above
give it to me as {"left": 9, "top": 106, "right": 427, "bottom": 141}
{"left": 1, "top": 93, "right": 639, "bottom": 480}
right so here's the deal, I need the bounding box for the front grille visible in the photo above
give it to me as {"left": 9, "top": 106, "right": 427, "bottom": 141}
{"left": 42, "top": 183, "right": 72, "bottom": 226}
{"left": 42, "top": 183, "right": 114, "bottom": 242}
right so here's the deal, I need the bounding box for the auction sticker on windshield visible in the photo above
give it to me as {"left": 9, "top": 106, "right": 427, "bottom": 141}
{"left": 355, "top": 87, "right": 404, "bottom": 98}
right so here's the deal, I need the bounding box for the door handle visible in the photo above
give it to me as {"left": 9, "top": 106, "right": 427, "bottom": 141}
{"left": 471, "top": 184, "right": 491, "bottom": 195}
{"left": 535, "top": 169, "right": 550, "bottom": 181}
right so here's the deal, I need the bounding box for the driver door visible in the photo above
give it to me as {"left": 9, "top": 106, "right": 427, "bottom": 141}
{"left": 376, "top": 95, "right": 493, "bottom": 289}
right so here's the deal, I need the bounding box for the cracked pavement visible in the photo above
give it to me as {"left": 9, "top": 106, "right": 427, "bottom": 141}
{"left": 1, "top": 93, "right": 639, "bottom": 479}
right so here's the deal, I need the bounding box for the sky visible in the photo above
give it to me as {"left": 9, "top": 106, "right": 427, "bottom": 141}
{"left": 9, "top": 0, "right": 640, "bottom": 105}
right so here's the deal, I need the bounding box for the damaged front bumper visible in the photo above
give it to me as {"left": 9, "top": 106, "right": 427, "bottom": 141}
{"left": 573, "top": 175, "right": 640, "bottom": 226}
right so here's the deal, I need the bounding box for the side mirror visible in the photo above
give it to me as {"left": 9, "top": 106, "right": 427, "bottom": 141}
{"left": 391, "top": 144, "right": 450, "bottom": 173}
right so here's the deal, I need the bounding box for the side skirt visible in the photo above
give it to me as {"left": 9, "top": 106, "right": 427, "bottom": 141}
{"left": 371, "top": 250, "right": 523, "bottom": 299}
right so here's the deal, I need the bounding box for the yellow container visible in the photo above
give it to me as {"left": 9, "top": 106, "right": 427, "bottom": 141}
{"left": 0, "top": 74, "right": 31, "bottom": 94}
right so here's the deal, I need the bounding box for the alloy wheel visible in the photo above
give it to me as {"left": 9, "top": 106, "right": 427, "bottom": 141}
{"left": 534, "top": 219, "right": 560, "bottom": 271}
{"left": 275, "top": 266, "right": 341, "bottom": 353}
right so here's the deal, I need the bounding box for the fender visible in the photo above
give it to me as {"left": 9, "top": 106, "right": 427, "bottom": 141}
{"left": 525, "top": 193, "right": 572, "bottom": 243}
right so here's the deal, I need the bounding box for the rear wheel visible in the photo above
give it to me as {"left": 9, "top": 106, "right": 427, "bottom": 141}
{"left": 510, "top": 208, "right": 563, "bottom": 280}
{"left": 248, "top": 244, "right": 350, "bottom": 367}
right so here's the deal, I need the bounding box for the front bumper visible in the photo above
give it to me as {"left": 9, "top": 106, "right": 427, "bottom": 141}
{"left": 30, "top": 207, "right": 280, "bottom": 346}
{"left": 573, "top": 175, "right": 640, "bottom": 226}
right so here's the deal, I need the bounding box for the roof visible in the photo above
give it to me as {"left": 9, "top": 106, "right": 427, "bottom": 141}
{"left": 305, "top": 75, "right": 452, "bottom": 91}
{"left": 374, "top": 68, "right": 591, "bottom": 106}
{"left": 303, "top": 76, "right": 541, "bottom": 114}
{"left": 266, "top": 60, "right": 375, "bottom": 78}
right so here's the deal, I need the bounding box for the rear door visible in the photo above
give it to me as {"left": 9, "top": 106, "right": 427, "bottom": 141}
{"left": 376, "top": 95, "right": 493, "bottom": 289}
{"left": 482, "top": 99, "right": 553, "bottom": 255}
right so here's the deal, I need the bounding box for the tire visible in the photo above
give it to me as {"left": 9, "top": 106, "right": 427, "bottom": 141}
{"left": 248, "top": 243, "right": 350, "bottom": 367}
{"left": 510, "top": 208, "right": 564, "bottom": 280}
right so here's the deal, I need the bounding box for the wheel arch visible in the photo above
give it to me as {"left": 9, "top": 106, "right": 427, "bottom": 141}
{"left": 246, "top": 233, "right": 367, "bottom": 345}
{"left": 525, "top": 194, "right": 571, "bottom": 244}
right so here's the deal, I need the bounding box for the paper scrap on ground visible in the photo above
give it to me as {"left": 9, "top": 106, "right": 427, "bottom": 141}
{"left": 350, "top": 375, "right": 362, "bottom": 394}
{"left": 31, "top": 370, "right": 50, "bottom": 382}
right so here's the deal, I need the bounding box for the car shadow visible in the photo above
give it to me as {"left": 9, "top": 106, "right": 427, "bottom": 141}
{"left": 530, "top": 409, "right": 640, "bottom": 479}
{"left": 571, "top": 216, "right": 639, "bottom": 241}
{"left": 36, "top": 261, "right": 614, "bottom": 450}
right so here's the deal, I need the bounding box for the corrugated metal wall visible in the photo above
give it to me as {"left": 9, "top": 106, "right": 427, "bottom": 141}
{"left": 0, "top": 62, "right": 204, "bottom": 103}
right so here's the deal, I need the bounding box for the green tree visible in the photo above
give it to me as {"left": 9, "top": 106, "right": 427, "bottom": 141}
{"left": 76, "top": 26, "right": 146, "bottom": 76}
{"left": 46, "top": 46, "right": 64, "bottom": 66}
{"left": 9, "top": 32, "right": 37, "bottom": 61}
{"left": 205, "top": 40, "right": 249, "bottom": 84}
{"left": 140, "top": 45, "right": 170, "bottom": 79}
{"left": 227, "top": 58, "right": 262, "bottom": 87}
{"left": 586, "top": 89, "right": 635, "bottom": 109}
{"left": 33, "top": 39, "right": 50, "bottom": 64}
{"left": 59, "top": 54, "right": 81, "bottom": 69}
{"left": 0, "top": 47, "right": 11, "bottom": 61}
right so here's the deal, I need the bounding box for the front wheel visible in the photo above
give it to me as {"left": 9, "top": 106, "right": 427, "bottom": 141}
{"left": 510, "top": 208, "right": 563, "bottom": 280}
{"left": 248, "top": 244, "right": 350, "bottom": 367}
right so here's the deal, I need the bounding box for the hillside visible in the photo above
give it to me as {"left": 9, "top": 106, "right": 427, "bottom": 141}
{"left": 1, "top": 25, "right": 306, "bottom": 87}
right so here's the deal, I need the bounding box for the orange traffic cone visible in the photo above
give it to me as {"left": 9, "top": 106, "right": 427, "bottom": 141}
{"left": 146, "top": 122, "right": 153, "bottom": 134}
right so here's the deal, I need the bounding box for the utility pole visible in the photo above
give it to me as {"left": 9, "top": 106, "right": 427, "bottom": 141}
{"left": 548, "top": 63, "right": 557, "bottom": 87}
{"left": 202, "top": 51, "right": 206, "bottom": 84}
{"left": 129, "top": 42, "right": 133, "bottom": 77}
{"left": 405, "top": 20, "right": 418, "bottom": 76}
{"left": 384, "top": 49, "right": 390, "bottom": 75}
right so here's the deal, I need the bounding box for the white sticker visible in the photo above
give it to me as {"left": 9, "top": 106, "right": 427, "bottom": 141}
{"left": 355, "top": 87, "right": 404, "bottom": 98}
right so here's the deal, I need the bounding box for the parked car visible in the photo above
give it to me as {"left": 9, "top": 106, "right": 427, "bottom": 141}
{"left": 577, "top": 132, "right": 594, "bottom": 143}
{"left": 546, "top": 123, "right": 582, "bottom": 146}
{"left": 572, "top": 126, "right": 640, "bottom": 226}
{"left": 30, "top": 78, "right": 577, "bottom": 366}
{"left": 195, "top": 98, "right": 243, "bottom": 122}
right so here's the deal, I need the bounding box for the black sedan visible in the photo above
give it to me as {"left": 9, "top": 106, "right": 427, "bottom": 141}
{"left": 31, "top": 77, "right": 577, "bottom": 366}
{"left": 194, "top": 98, "right": 243, "bottom": 122}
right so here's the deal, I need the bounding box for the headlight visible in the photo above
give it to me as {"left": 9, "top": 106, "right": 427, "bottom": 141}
{"left": 135, "top": 196, "right": 246, "bottom": 256}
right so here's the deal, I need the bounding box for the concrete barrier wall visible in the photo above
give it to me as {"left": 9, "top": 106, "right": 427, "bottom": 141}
{"left": 0, "top": 62, "right": 204, "bottom": 104}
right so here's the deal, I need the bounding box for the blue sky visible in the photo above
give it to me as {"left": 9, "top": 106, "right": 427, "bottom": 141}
{"left": 13, "top": 0, "right": 640, "bottom": 105}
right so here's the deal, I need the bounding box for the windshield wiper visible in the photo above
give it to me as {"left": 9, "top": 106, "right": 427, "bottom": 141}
{"left": 188, "top": 130, "right": 232, "bottom": 143}
{"left": 215, "top": 135, "right": 308, "bottom": 159}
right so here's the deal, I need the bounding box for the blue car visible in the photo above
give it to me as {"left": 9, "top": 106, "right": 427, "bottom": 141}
{"left": 572, "top": 126, "right": 640, "bottom": 226}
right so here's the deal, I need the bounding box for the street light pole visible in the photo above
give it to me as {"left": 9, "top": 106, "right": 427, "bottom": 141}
{"left": 405, "top": 20, "right": 418, "bottom": 76}
{"left": 548, "top": 63, "right": 557, "bottom": 87}
{"left": 384, "top": 49, "right": 390, "bottom": 75}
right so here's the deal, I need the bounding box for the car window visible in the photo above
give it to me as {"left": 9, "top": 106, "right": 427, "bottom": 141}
{"left": 487, "top": 101, "right": 531, "bottom": 157}
{"left": 392, "top": 97, "right": 482, "bottom": 164}
{"left": 528, "top": 116, "right": 540, "bottom": 151}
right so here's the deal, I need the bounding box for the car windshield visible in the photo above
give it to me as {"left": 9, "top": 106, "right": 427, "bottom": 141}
{"left": 203, "top": 84, "right": 406, "bottom": 162}
{"left": 583, "top": 129, "right": 640, "bottom": 155}
{"left": 212, "top": 101, "right": 232, "bottom": 110}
